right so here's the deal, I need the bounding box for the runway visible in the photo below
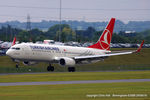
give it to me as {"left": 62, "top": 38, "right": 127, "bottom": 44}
{"left": 0, "top": 79, "right": 150, "bottom": 86}
{"left": 0, "top": 70, "right": 149, "bottom": 76}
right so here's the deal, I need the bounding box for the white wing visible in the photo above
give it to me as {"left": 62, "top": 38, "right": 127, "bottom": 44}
{"left": 74, "top": 40, "right": 144, "bottom": 60}
{"left": 74, "top": 51, "right": 134, "bottom": 60}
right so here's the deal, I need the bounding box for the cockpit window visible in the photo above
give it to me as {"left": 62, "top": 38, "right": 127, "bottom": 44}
{"left": 11, "top": 47, "right": 20, "bottom": 50}
{"left": 11, "top": 47, "right": 16, "bottom": 49}
{"left": 16, "top": 48, "right": 20, "bottom": 50}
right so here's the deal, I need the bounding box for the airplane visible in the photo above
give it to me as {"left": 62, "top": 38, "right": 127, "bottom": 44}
{"left": 6, "top": 18, "right": 144, "bottom": 72}
{"left": 0, "top": 42, "right": 12, "bottom": 49}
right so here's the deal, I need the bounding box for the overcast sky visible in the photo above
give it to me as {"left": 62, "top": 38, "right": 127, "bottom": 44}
{"left": 0, "top": 0, "right": 149, "bottom": 23}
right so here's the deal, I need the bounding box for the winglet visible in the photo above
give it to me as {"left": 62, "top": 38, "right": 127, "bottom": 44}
{"left": 136, "top": 40, "right": 144, "bottom": 53}
{"left": 12, "top": 37, "right": 16, "bottom": 46}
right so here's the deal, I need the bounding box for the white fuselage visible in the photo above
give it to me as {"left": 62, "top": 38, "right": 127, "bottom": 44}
{"left": 6, "top": 43, "right": 110, "bottom": 63}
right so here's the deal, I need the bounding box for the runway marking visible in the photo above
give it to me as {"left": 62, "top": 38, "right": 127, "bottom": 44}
{"left": 0, "top": 79, "right": 150, "bottom": 86}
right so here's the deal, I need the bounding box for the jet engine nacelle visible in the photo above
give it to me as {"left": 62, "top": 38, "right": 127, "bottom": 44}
{"left": 23, "top": 61, "right": 38, "bottom": 66}
{"left": 59, "top": 57, "right": 76, "bottom": 66}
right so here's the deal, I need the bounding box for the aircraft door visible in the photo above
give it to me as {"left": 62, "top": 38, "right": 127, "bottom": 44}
{"left": 21, "top": 45, "right": 30, "bottom": 59}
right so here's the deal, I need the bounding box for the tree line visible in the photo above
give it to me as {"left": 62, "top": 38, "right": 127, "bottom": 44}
{"left": 0, "top": 24, "right": 150, "bottom": 43}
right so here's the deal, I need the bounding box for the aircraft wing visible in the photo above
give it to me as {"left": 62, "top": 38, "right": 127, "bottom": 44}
{"left": 74, "top": 51, "right": 133, "bottom": 60}
{"left": 74, "top": 40, "right": 144, "bottom": 60}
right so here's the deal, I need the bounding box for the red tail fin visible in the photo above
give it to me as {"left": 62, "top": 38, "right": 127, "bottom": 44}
{"left": 12, "top": 37, "right": 16, "bottom": 46}
{"left": 88, "top": 18, "right": 115, "bottom": 50}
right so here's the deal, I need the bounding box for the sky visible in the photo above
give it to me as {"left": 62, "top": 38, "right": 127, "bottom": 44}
{"left": 0, "top": 0, "right": 149, "bottom": 23}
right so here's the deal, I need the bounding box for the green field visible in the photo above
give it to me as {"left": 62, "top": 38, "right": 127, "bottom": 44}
{"left": 0, "top": 71, "right": 150, "bottom": 100}
{"left": 0, "top": 71, "right": 150, "bottom": 83}
{"left": 0, "top": 82, "right": 150, "bottom": 100}
{"left": 0, "top": 48, "right": 150, "bottom": 73}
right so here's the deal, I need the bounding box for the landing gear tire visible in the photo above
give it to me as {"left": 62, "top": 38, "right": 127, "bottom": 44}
{"left": 16, "top": 64, "right": 19, "bottom": 68}
{"left": 47, "top": 66, "right": 54, "bottom": 72}
{"left": 68, "top": 67, "right": 75, "bottom": 72}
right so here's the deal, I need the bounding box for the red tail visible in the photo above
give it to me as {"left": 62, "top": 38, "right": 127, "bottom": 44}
{"left": 12, "top": 37, "right": 16, "bottom": 46}
{"left": 88, "top": 18, "right": 115, "bottom": 50}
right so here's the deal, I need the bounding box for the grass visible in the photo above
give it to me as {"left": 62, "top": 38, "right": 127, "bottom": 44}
{"left": 0, "top": 70, "right": 150, "bottom": 100}
{"left": 76, "top": 48, "right": 150, "bottom": 71}
{"left": 0, "top": 71, "right": 150, "bottom": 83}
{"left": 0, "top": 82, "right": 150, "bottom": 100}
{"left": 0, "top": 48, "right": 150, "bottom": 73}
{"left": 0, "top": 48, "right": 149, "bottom": 100}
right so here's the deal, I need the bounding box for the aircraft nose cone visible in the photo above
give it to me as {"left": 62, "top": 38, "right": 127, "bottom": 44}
{"left": 6, "top": 50, "right": 9, "bottom": 55}
{"left": 6, "top": 50, "right": 11, "bottom": 57}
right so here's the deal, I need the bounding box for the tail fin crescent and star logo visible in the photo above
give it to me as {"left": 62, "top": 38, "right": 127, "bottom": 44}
{"left": 87, "top": 18, "right": 115, "bottom": 50}
{"left": 102, "top": 30, "right": 109, "bottom": 45}
{"left": 99, "top": 29, "right": 111, "bottom": 50}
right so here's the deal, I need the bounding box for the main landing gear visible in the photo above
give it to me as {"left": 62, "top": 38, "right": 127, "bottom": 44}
{"left": 68, "top": 67, "right": 75, "bottom": 72}
{"left": 47, "top": 64, "right": 54, "bottom": 72}
{"left": 16, "top": 63, "right": 19, "bottom": 68}
{"left": 47, "top": 65, "right": 75, "bottom": 72}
